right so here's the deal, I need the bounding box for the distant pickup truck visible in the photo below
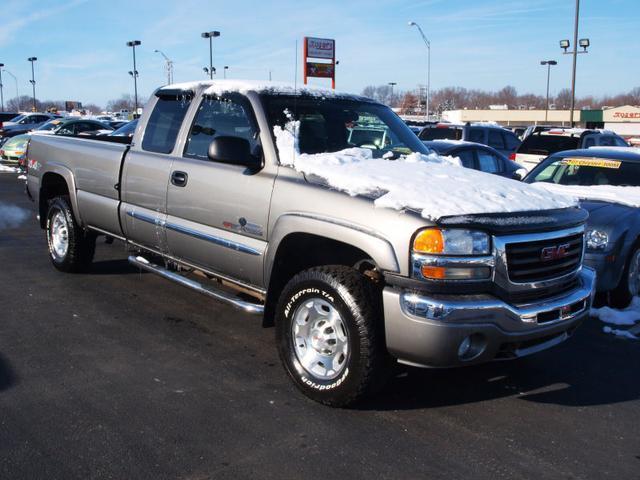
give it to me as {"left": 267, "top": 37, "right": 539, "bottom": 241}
{"left": 25, "top": 80, "right": 596, "bottom": 407}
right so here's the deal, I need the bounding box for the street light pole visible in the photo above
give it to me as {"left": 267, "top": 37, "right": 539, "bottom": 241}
{"left": 3, "top": 69, "right": 19, "bottom": 111}
{"left": 388, "top": 82, "right": 397, "bottom": 107}
{"left": 0, "top": 63, "right": 4, "bottom": 112}
{"left": 223, "top": 66, "right": 229, "bottom": 79}
{"left": 126, "top": 40, "right": 141, "bottom": 114}
{"left": 408, "top": 21, "right": 430, "bottom": 121}
{"left": 28, "top": 57, "right": 37, "bottom": 112}
{"left": 154, "top": 49, "right": 174, "bottom": 85}
{"left": 540, "top": 60, "right": 557, "bottom": 123}
{"left": 559, "top": 0, "right": 589, "bottom": 127}
{"left": 201, "top": 31, "right": 220, "bottom": 80}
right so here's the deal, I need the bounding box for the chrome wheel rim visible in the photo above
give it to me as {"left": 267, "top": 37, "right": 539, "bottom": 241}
{"left": 628, "top": 249, "right": 640, "bottom": 297}
{"left": 50, "top": 211, "right": 69, "bottom": 258}
{"left": 291, "top": 298, "right": 349, "bottom": 381}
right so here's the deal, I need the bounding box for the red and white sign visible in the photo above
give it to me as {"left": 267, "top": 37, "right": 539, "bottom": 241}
{"left": 306, "top": 37, "right": 335, "bottom": 59}
{"left": 303, "top": 36, "right": 336, "bottom": 89}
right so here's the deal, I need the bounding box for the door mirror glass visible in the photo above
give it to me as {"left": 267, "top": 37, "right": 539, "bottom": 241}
{"left": 207, "top": 136, "right": 262, "bottom": 170}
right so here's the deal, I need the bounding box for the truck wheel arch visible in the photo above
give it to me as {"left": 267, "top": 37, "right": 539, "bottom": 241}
{"left": 263, "top": 214, "right": 400, "bottom": 325}
{"left": 39, "top": 167, "right": 81, "bottom": 229}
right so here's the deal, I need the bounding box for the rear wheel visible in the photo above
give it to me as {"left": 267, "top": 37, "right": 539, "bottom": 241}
{"left": 275, "top": 266, "right": 387, "bottom": 407}
{"left": 610, "top": 246, "right": 640, "bottom": 308}
{"left": 46, "top": 196, "right": 96, "bottom": 272}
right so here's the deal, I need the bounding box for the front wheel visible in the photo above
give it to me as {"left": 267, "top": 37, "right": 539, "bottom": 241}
{"left": 46, "top": 196, "right": 96, "bottom": 273}
{"left": 610, "top": 246, "right": 640, "bottom": 308}
{"left": 275, "top": 266, "right": 387, "bottom": 407}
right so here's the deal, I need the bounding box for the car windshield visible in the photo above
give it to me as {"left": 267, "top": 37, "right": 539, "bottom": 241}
{"left": 8, "top": 114, "right": 26, "bottom": 123}
{"left": 419, "top": 127, "right": 462, "bottom": 141}
{"left": 518, "top": 134, "right": 579, "bottom": 155}
{"left": 37, "top": 119, "right": 64, "bottom": 131}
{"left": 262, "top": 94, "right": 429, "bottom": 158}
{"left": 529, "top": 156, "right": 640, "bottom": 186}
{"left": 111, "top": 119, "right": 138, "bottom": 136}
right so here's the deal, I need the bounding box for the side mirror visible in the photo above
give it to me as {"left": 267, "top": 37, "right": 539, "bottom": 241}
{"left": 512, "top": 168, "right": 527, "bottom": 181}
{"left": 207, "top": 136, "right": 263, "bottom": 170}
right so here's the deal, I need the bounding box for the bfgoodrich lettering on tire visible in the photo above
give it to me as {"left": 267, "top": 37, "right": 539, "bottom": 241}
{"left": 275, "top": 265, "right": 387, "bottom": 407}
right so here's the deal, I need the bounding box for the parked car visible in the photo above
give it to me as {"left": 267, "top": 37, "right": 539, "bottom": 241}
{"left": 0, "top": 112, "right": 20, "bottom": 123}
{"left": 26, "top": 80, "right": 595, "bottom": 407}
{"left": 0, "top": 134, "right": 30, "bottom": 168}
{"left": 423, "top": 140, "right": 526, "bottom": 179}
{"left": 0, "top": 113, "right": 58, "bottom": 140}
{"left": 418, "top": 123, "right": 521, "bottom": 157}
{"left": 525, "top": 148, "right": 640, "bottom": 306}
{"left": 107, "top": 120, "right": 128, "bottom": 130}
{"left": 109, "top": 119, "right": 138, "bottom": 137}
{"left": 32, "top": 118, "right": 114, "bottom": 137}
{"left": 513, "top": 128, "right": 629, "bottom": 171}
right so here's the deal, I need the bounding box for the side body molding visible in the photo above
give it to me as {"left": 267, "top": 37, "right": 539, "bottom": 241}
{"left": 264, "top": 212, "right": 400, "bottom": 286}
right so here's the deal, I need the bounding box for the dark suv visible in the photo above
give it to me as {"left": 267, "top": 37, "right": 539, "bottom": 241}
{"left": 418, "top": 123, "right": 521, "bottom": 157}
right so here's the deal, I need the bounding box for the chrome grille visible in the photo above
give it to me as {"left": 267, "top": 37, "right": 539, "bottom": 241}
{"left": 505, "top": 232, "right": 583, "bottom": 283}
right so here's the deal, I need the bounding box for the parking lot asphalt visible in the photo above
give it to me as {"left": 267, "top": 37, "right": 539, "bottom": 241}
{"left": 0, "top": 172, "right": 638, "bottom": 480}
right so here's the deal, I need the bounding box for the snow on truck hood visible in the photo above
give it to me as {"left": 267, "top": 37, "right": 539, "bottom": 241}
{"left": 273, "top": 122, "right": 576, "bottom": 221}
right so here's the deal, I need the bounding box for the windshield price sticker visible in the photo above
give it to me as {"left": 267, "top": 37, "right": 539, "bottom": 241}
{"left": 563, "top": 158, "right": 622, "bottom": 169}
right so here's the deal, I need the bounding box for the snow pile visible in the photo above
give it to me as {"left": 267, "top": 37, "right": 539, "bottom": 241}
{"left": 531, "top": 183, "right": 640, "bottom": 209}
{"left": 0, "top": 201, "right": 29, "bottom": 230}
{"left": 591, "top": 297, "right": 640, "bottom": 340}
{"left": 0, "top": 165, "right": 20, "bottom": 174}
{"left": 273, "top": 122, "right": 577, "bottom": 220}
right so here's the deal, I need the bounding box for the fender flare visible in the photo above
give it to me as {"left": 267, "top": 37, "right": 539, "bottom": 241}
{"left": 40, "top": 163, "right": 82, "bottom": 227}
{"left": 264, "top": 212, "right": 400, "bottom": 286}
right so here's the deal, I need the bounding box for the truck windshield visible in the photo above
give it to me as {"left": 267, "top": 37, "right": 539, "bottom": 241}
{"left": 528, "top": 156, "right": 640, "bottom": 187}
{"left": 262, "top": 94, "right": 429, "bottom": 158}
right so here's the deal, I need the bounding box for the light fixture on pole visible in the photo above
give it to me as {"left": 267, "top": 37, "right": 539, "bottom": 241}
{"left": 126, "top": 40, "right": 141, "bottom": 115}
{"left": 27, "top": 57, "right": 37, "bottom": 112}
{"left": 0, "top": 63, "right": 4, "bottom": 112}
{"left": 154, "top": 49, "right": 174, "bottom": 85}
{"left": 540, "top": 60, "right": 557, "bottom": 123}
{"left": 559, "top": 0, "right": 589, "bottom": 127}
{"left": 2, "top": 69, "right": 19, "bottom": 111}
{"left": 203, "top": 67, "right": 216, "bottom": 77}
{"left": 201, "top": 31, "right": 220, "bottom": 80}
{"left": 408, "top": 21, "right": 430, "bottom": 121}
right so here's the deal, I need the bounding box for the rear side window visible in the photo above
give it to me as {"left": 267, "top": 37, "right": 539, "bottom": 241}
{"left": 583, "top": 136, "right": 596, "bottom": 148}
{"left": 419, "top": 127, "right": 461, "bottom": 140}
{"left": 142, "top": 94, "right": 192, "bottom": 154}
{"left": 477, "top": 151, "right": 501, "bottom": 173}
{"left": 518, "top": 135, "right": 579, "bottom": 155}
{"left": 488, "top": 130, "right": 505, "bottom": 150}
{"left": 467, "top": 128, "right": 484, "bottom": 143}
{"left": 503, "top": 132, "right": 520, "bottom": 150}
{"left": 454, "top": 149, "right": 475, "bottom": 169}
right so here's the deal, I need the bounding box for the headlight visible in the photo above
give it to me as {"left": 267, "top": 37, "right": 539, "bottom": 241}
{"left": 586, "top": 229, "right": 609, "bottom": 250}
{"left": 413, "top": 228, "right": 490, "bottom": 255}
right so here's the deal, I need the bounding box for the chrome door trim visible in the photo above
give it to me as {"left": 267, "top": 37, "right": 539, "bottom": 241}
{"left": 126, "top": 210, "right": 262, "bottom": 256}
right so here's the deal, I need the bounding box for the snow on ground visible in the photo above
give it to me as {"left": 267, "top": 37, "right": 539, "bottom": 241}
{"left": 0, "top": 201, "right": 30, "bottom": 230}
{"left": 531, "top": 183, "right": 640, "bottom": 209}
{"left": 273, "top": 121, "right": 576, "bottom": 221}
{"left": 0, "top": 165, "right": 20, "bottom": 174}
{"left": 591, "top": 297, "right": 640, "bottom": 340}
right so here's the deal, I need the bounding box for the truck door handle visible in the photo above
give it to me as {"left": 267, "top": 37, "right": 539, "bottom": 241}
{"left": 171, "top": 171, "right": 188, "bottom": 187}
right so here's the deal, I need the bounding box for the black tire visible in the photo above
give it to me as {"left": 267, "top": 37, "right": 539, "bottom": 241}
{"left": 610, "top": 246, "right": 640, "bottom": 308}
{"left": 46, "top": 196, "right": 96, "bottom": 273}
{"left": 275, "top": 265, "right": 387, "bottom": 407}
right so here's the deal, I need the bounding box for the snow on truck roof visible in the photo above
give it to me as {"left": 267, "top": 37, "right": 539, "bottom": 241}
{"left": 157, "top": 79, "right": 372, "bottom": 101}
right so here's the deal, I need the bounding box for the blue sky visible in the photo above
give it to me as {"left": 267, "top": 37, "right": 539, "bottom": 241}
{"left": 0, "top": 0, "right": 638, "bottom": 107}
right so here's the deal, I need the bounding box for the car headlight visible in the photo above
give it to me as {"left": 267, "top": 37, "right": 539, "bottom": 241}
{"left": 586, "top": 229, "right": 609, "bottom": 250}
{"left": 413, "top": 228, "right": 490, "bottom": 255}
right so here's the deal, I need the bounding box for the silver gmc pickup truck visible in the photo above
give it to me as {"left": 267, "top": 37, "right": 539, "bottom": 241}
{"left": 25, "top": 80, "right": 596, "bottom": 407}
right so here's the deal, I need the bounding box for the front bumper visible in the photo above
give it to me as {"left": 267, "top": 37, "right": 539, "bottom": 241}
{"left": 383, "top": 267, "right": 596, "bottom": 368}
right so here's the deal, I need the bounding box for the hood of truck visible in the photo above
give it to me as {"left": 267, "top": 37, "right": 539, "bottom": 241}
{"left": 436, "top": 207, "right": 589, "bottom": 235}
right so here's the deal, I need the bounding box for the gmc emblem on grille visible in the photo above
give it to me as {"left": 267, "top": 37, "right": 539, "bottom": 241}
{"left": 540, "top": 243, "right": 571, "bottom": 262}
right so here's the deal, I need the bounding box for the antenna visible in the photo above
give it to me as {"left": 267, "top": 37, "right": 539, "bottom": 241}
{"left": 294, "top": 39, "right": 298, "bottom": 92}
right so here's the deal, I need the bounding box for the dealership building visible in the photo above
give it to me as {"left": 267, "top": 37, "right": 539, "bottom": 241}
{"left": 440, "top": 105, "right": 640, "bottom": 139}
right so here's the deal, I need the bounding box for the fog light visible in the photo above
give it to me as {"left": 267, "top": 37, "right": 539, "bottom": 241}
{"left": 421, "top": 265, "right": 491, "bottom": 280}
{"left": 458, "top": 336, "right": 472, "bottom": 358}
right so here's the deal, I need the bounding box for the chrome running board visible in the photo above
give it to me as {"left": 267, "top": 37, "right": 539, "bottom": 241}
{"left": 128, "top": 255, "right": 264, "bottom": 315}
